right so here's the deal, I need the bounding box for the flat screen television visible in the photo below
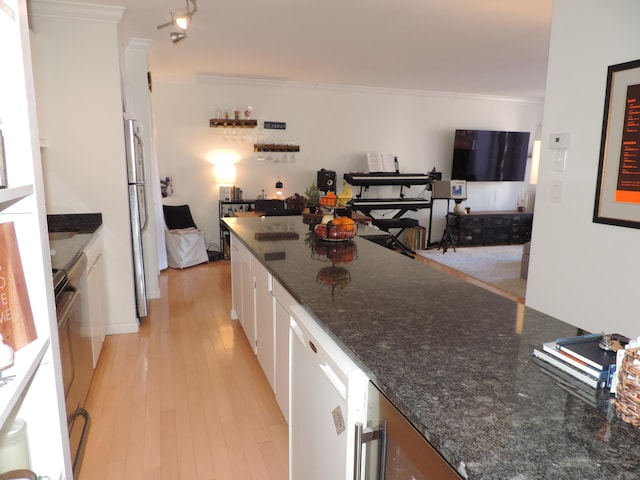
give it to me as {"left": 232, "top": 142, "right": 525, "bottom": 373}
{"left": 451, "top": 129, "right": 530, "bottom": 181}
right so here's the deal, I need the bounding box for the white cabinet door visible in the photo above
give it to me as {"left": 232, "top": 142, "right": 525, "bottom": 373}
{"left": 87, "top": 253, "right": 106, "bottom": 368}
{"left": 230, "top": 234, "right": 243, "bottom": 321}
{"left": 289, "top": 305, "right": 368, "bottom": 480}
{"left": 241, "top": 251, "right": 256, "bottom": 353}
{"left": 274, "top": 298, "right": 290, "bottom": 422}
{"left": 254, "top": 260, "right": 274, "bottom": 389}
{"left": 273, "top": 279, "right": 296, "bottom": 423}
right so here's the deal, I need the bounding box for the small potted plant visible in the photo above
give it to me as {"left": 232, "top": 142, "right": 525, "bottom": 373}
{"left": 305, "top": 182, "right": 321, "bottom": 213}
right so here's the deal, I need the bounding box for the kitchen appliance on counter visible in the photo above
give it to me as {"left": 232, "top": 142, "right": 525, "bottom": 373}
{"left": 124, "top": 118, "right": 148, "bottom": 319}
{"left": 54, "top": 253, "right": 92, "bottom": 478}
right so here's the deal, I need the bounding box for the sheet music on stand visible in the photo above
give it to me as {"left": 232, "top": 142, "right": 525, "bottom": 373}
{"left": 366, "top": 152, "right": 397, "bottom": 173}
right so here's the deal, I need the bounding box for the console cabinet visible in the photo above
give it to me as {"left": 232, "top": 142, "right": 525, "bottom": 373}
{"left": 448, "top": 211, "right": 532, "bottom": 246}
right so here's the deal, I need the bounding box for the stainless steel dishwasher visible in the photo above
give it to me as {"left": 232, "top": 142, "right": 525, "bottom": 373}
{"left": 55, "top": 253, "right": 92, "bottom": 478}
{"left": 355, "top": 381, "right": 462, "bottom": 480}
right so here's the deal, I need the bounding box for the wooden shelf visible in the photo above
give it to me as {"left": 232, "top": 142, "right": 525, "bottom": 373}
{"left": 209, "top": 119, "right": 257, "bottom": 128}
{"left": 254, "top": 143, "right": 300, "bottom": 152}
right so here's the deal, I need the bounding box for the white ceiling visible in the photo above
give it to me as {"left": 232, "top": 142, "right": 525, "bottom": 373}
{"left": 106, "top": 0, "right": 553, "bottom": 99}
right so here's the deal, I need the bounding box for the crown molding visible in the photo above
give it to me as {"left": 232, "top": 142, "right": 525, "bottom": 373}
{"left": 128, "top": 37, "right": 152, "bottom": 51}
{"left": 29, "top": 0, "right": 124, "bottom": 23}
{"left": 190, "top": 73, "right": 544, "bottom": 104}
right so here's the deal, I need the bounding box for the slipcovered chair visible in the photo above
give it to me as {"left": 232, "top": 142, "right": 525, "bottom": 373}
{"left": 162, "top": 201, "right": 209, "bottom": 269}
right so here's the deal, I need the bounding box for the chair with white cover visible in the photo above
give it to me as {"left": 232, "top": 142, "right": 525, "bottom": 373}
{"left": 162, "top": 201, "right": 209, "bottom": 269}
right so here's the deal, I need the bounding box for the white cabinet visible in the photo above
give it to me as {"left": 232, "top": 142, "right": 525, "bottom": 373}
{"left": 228, "top": 233, "right": 297, "bottom": 422}
{"left": 230, "top": 232, "right": 258, "bottom": 351}
{"left": 241, "top": 250, "right": 256, "bottom": 352}
{"left": 0, "top": 0, "right": 71, "bottom": 477}
{"left": 289, "top": 304, "right": 368, "bottom": 480}
{"left": 230, "top": 234, "right": 243, "bottom": 321}
{"left": 84, "top": 230, "right": 106, "bottom": 368}
{"left": 254, "top": 260, "right": 274, "bottom": 389}
{"left": 273, "top": 280, "right": 295, "bottom": 423}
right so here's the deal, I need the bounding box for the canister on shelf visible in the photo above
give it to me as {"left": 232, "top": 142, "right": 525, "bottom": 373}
{"left": 0, "top": 419, "right": 30, "bottom": 472}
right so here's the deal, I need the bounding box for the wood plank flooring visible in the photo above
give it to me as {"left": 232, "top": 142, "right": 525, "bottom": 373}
{"left": 79, "top": 261, "right": 288, "bottom": 480}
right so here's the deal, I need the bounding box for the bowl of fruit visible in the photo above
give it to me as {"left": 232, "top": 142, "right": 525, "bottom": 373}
{"left": 316, "top": 265, "right": 351, "bottom": 288}
{"left": 319, "top": 191, "right": 337, "bottom": 208}
{"left": 313, "top": 216, "right": 357, "bottom": 242}
{"left": 311, "top": 239, "right": 357, "bottom": 263}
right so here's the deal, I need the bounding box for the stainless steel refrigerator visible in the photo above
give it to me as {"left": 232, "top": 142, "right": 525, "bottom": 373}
{"left": 124, "top": 118, "right": 148, "bottom": 318}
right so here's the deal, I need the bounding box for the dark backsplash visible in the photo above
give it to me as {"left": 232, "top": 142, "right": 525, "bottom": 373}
{"left": 47, "top": 213, "right": 103, "bottom": 233}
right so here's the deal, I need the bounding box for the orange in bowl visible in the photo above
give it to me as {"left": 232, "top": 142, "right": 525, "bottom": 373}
{"left": 319, "top": 193, "right": 337, "bottom": 207}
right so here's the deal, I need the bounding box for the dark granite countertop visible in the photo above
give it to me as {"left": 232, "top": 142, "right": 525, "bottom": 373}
{"left": 224, "top": 216, "right": 640, "bottom": 480}
{"left": 47, "top": 213, "right": 102, "bottom": 271}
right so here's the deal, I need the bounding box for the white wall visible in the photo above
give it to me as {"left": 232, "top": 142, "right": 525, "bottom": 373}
{"left": 526, "top": 0, "right": 640, "bottom": 337}
{"left": 151, "top": 76, "right": 543, "bottom": 252}
{"left": 30, "top": 2, "right": 139, "bottom": 334}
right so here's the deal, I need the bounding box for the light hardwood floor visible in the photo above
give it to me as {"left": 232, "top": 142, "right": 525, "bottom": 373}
{"left": 79, "top": 261, "right": 288, "bottom": 480}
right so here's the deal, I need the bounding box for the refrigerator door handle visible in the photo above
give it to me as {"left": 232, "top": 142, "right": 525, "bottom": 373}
{"left": 140, "top": 185, "right": 149, "bottom": 233}
{"left": 134, "top": 130, "right": 149, "bottom": 233}
{"left": 353, "top": 421, "right": 387, "bottom": 480}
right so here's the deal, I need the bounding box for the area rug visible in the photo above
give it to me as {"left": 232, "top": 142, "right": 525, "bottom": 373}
{"left": 415, "top": 244, "right": 526, "bottom": 302}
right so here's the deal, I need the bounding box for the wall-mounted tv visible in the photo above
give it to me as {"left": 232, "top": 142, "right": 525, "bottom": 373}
{"left": 451, "top": 129, "right": 530, "bottom": 182}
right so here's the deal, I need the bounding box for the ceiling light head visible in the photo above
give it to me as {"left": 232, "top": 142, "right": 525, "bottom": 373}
{"left": 170, "top": 31, "right": 187, "bottom": 44}
{"left": 157, "top": 0, "right": 197, "bottom": 33}
{"left": 175, "top": 14, "right": 190, "bottom": 30}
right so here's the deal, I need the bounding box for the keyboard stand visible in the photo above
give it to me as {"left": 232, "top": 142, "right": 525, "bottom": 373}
{"left": 344, "top": 174, "right": 433, "bottom": 258}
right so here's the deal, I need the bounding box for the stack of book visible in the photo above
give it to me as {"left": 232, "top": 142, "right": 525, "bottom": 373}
{"left": 532, "top": 333, "right": 629, "bottom": 391}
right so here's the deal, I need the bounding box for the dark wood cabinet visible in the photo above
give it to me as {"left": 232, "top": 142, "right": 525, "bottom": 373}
{"left": 448, "top": 211, "right": 532, "bottom": 246}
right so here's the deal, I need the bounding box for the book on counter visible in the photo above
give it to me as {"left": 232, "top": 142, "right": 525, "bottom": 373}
{"left": 532, "top": 348, "right": 606, "bottom": 389}
{"left": 541, "top": 341, "right": 611, "bottom": 382}
{"left": 531, "top": 356, "right": 613, "bottom": 409}
{"left": 532, "top": 333, "right": 629, "bottom": 390}
{"left": 556, "top": 333, "right": 627, "bottom": 370}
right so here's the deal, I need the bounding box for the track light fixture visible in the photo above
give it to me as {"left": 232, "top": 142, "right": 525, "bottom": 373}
{"left": 170, "top": 32, "right": 187, "bottom": 44}
{"left": 157, "top": 0, "right": 197, "bottom": 43}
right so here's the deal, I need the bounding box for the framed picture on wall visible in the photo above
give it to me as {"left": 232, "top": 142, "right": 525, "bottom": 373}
{"left": 594, "top": 59, "right": 640, "bottom": 229}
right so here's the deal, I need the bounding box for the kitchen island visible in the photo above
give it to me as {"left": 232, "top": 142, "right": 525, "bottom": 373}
{"left": 224, "top": 216, "right": 640, "bottom": 480}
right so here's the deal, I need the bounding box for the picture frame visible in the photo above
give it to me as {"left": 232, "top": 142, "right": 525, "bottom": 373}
{"left": 593, "top": 59, "right": 640, "bottom": 229}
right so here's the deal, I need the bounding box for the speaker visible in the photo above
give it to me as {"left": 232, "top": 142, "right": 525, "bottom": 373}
{"left": 432, "top": 180, "right": 467, "bottom": 200}
{"left": 317, "top": 169, "right": 337, "bottom": 192}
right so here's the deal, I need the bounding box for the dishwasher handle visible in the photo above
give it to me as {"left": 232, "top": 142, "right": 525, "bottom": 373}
{"left": 353, "top": 421, "right": 387, "bottom": 480}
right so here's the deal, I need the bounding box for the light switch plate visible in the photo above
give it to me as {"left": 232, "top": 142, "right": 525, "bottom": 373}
{"left": 550, "top": 180, "right": 563, "bottom": 203}
{"left": 554, "top": 151, "right": 567, "bottom": 172}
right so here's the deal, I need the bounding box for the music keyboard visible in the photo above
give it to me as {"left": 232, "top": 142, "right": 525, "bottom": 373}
{"left": 343, "top": 173, "right": 430, "bottom": 186}
{"left": 349, "top": 198, "right": 431, "bottom": 210}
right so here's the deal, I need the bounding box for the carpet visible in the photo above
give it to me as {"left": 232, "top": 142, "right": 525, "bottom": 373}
{"left": 416, "top": 244, "right": 527, "bottom": 302}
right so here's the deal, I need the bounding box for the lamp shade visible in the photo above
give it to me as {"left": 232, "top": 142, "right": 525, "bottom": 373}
{"left": 170, "top": 31, "right": 186, "bottom": 43}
